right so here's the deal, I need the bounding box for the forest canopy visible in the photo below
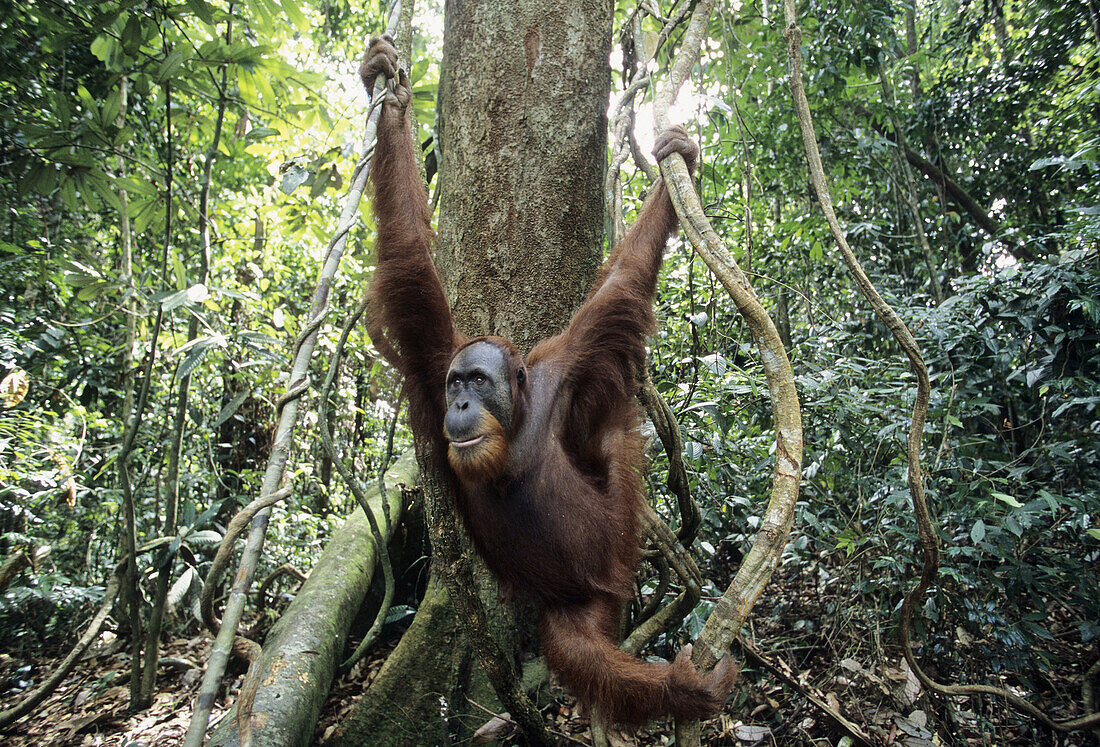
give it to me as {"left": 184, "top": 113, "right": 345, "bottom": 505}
{"left": 0, "top": 0, "right": 1097, "bottom": 744}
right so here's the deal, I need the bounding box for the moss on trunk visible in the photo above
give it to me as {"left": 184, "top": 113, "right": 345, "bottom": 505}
{"left": 208, "top": 454, "right": 414, "bottom": 747}
{"left": 327, "top": 578, "right": 467, "bottom": 746}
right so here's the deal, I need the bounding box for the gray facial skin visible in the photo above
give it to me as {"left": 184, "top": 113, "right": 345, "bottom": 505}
{"left": 444, "top": 341, "right": 514, "bottom": 441}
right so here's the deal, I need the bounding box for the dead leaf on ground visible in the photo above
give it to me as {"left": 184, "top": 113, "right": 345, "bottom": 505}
{"left": 734, "top": 723, "right": 772, "bottom": 742}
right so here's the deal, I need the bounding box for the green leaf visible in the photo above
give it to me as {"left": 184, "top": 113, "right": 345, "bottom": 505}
{"left": 60, "top": 179, "right": 79, "bottom": 211}
{"left": 65, "top": 271, "right": 99, "bottom": 288}
{"left": 85, "top": 170, "right": 121, "bottom": 212}
{"left": 309, "top": 166, "right": 330, "bottom": 198}
{"left": 156, "top": 48, "right": 187, "bottom": 82}
{"left": 1086, "top": 528, "right": 1100, "bottom": 542}
{"left": 277, "top": 0, "right": 310, "bottom": 32}
{"left": 225, "top": 39, "right": 265, "bottom": 67}
{"left": 245, "top": 126, "right": 279, "bottom": 142}
{"left": 172, "top": 253, "right": 187, "bottom": 290}
{"left": 247, "top": 0, "right": 277, "bottom": 33}
{"left": 177, "top": 340, "right": 214, "bottom": 380}
{"left": 1038, "top": 490, "right": 1062, "bottom": 514}
{"left": 280, "top": 165, "right": 309, "bottom": 194}
{"left": 102, "top": 89, "right": 121, "bottom": 125}
{"left": 384, "top": 605, "right": 415, "bottom": 625}
{"left": 254, "top": 68, "right": 276, "bottom": 103}
{"left": 122, "top": 13, "right": 145, "bottom": 54}
{"left": 77, "top": 282, "right": 108, "bottom": 301}
{"left": 214, "top": 389, "right": 250, "bottom": 427}
{"left": 239, "top": 331, "right": 282, "bottom": 347}
{"left": 184, "top": 529, "right": 223, "bottom": 546}
{"left": 167, "top": 567, "right": 197, "bottom": 609}
{"left": 1029, "top": 155, "right": 1086, "bottom": 172}
{"left": 160, "top": 288, "right": 190, "bottom": 311}
{"left": 185, "top": 0, "right": 216, "bottom": 25}
{"left": 90, "top": 34, "right": 114, "bottom": 63}
{"left": 991, "top": 491, "right": 1023, "bottom": 509}
{"left": 970, "top": 519, "right": 986, "bottom": 544}
{"left": 177, "top": 332, "right": 226, "bottom": 357}
{"left": 131, "top": 198, "right": 161, "bottom": 235}
{"left": 20, "top": 163, "right": 56, "bottom": 196}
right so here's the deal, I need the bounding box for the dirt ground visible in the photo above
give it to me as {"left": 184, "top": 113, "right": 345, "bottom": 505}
{"left": 1, "top": 562, "right": 1094, "bottom": 746}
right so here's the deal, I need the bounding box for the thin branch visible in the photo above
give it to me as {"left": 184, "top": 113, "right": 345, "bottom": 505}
{"left": 312, "top": 296, "right": 397, "bottom": 673}
{"left": 117, "top": 303, "right": 163, "bottom": 711}
{"left": 739, "top": 637, "right": 876, "bottom": 746}
{"left": 200, "top": 485, "right": 294, "bottom": 633}
{"left": 639, "top": 378, "right": 700, "bottom": 544}
{"left": 465, "top": 697, "right": 589, "bottom": 746}
{"left": 181, "top": 6, "right": 409, "bottom": 744}
{"left": 253, "top": 563, "right": 307, "bottom": 613}
{"left": 656, "top": 0, "right": 803, "bottom": 666}
{"left": 184, "top": 5, "right": 415, "bottom": 747}
{"left": 621, "top": 505, "right": 703, "bottom": 656}
{"left": 852, "top": 103, "right": 1002, "bottom": 239}
{"left": 142, "top": 8, "right": 233, "bottom": 709}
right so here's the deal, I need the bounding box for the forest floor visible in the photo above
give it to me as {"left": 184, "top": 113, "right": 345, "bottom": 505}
{"left": 1, "top": 559, "right": 1094, "bottom": 746}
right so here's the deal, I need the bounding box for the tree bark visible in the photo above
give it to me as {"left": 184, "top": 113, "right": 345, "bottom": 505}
{"left": 328, "top": 577, "right": 467, "bottom": 746}
{"left": 206, "top": 454, "right": 413, "bottom": 747}
{"left": 435, "top": 0, "right": 611, "bottom": 352}
{"left": 342, "top": 0, "right": 613, "bottom": 741}
{"left": 776, "top": 285, "right": 791, "bottom": 350}
{"left": 434, "top": 0, "right": 611, "bottom": 722}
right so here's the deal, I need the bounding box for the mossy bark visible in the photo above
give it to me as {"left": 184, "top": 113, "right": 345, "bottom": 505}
{"left": 435, "top": 0, "right": 612, "bottom": 352}
{"left": 207, "top": 453, "right": 414, "bottom": 747}
{"left": 327, "top": 577, "right": 467, "bottom": 747}
{"left": 431, "top": 0, "right": 612, "bottom": 712}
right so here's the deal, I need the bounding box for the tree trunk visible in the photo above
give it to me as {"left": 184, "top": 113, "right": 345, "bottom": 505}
{"left": 435, "top": 0, "right": 611, "bottom": 717}
{"left": 116, "top": 76, "right": 135, "bottom": 428}
{"left": 435, "top": 0, "right": 611, "bottom": 352}
{"left": 327, "top": 577, "right": 466, "bottom": 746}
{"left": 776, "top": 286, "right": 791, "bottom": 350}
{"left": 206, "top": 454, "right": 413, "bottom": 747}
{"left": 338, "top": 0, "right": 612, "bottom": 740}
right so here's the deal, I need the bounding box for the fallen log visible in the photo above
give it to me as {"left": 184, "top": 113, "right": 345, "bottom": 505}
{"left": 207, "top": 452, "right": 415, "bottom": 747}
